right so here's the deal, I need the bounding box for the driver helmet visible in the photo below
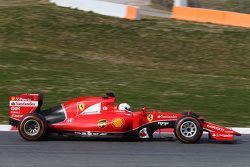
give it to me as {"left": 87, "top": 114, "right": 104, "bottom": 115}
{"left": 118, "top": 103, "right": 132, "bottom": 112}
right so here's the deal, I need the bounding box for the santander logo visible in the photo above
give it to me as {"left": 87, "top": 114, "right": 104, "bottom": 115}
{"left": 9, "top": 101, "right": 38, "bottom": 107}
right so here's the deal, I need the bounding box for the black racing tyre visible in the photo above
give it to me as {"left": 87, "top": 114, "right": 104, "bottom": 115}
{"left": 18, "top": 113, "right": 48, "bottom": 141}
{"left": 174, "top": 116, "right": 203, "bottom": 144}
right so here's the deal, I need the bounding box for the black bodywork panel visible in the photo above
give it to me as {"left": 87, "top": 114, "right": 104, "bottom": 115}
{"left": 36, "top": 105, "right": 66, "bottom": 124}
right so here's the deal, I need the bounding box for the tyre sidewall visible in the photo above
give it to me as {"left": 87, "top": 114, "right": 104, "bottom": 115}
{"left": 174, "top": 116, "right": 202, "bottom": 143}
{"left": 19, "top": 114, "right": 47, "bottom": 141}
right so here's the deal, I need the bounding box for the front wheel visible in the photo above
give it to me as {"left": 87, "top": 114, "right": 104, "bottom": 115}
{"left": 18, "top": 113, "right": 48, "bottom": 141}
{"left": 174, "top": 116, "right": 203, "bottom": 143}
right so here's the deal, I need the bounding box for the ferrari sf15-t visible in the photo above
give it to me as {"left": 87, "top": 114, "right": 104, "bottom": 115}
{"left": 9, "top": 93, "right": 241, "bottom": 143}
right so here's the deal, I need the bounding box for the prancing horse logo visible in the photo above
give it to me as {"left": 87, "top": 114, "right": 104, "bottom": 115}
{"left": 147, "top": 114, "right": 153, "bottom": 122}
{"left": 78, "top": 103, "right": 85, "bottom": 111}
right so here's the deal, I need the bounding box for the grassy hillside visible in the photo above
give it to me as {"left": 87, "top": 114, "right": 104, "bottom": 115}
{"left": 1, "top": 0, "right": 250, "bottom": 126}
{"left": 152, "top": 0, "right": 250, "bottom": 14}
{"left": 197, "top": 0, "right": 250, "bottom": 13}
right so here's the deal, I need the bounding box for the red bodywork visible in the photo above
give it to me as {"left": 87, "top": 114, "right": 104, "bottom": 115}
{"left": 9, "top": 94, "right": 241, "bottom": 141}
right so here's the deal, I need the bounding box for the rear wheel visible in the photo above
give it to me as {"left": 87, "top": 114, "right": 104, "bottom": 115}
{"left": 174, "top": 116, "right": 202, "bottom": 143}
{"left": 19, "top": 113, "right": 48, "bottom": 141}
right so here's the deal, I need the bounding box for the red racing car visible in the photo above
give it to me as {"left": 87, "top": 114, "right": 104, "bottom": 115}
{"left": 9, "top": 93, "right": 241, "bottom": 143}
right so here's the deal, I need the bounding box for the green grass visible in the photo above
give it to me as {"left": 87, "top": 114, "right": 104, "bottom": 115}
{"left": 1, "top": 0, "right": 250, "bottom": 126}
{"left": 152, "top": 0, "right": 250, "bottom": 14}
{"left": 199, "top": 0, "right": 250, "bottom": 14}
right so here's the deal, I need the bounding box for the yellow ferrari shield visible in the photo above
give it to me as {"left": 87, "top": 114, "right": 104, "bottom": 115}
{"left": 147, "top": 114, "right": 153, "bottom": 122}
{"left": 78, "top": 103, "right": 85, "bottom": 111}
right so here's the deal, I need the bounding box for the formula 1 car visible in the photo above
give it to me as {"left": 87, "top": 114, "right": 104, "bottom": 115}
{"left": 9, "top": 93, "right": 241, "bottom": 143}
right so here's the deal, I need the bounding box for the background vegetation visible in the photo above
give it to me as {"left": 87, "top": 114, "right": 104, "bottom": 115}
{"left": 152, "top": 0, "right": 250, "bottom": 13}
{"left": 1, "top": 0, "right": 250, "bottom": 126}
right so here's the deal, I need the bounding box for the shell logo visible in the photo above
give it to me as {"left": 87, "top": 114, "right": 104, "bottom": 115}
{"left": 112, "top": 118, "right": 125, "bottom": 129}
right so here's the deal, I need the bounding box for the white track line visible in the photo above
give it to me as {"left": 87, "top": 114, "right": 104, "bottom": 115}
{"left": 0, "top": 125, "right": 17, "bottom": 131}
{"left": 1, "top": 125, "right": 250, "bottom": 134}
{"left": 231, "top": 128, "right": 250, "bottom": 134}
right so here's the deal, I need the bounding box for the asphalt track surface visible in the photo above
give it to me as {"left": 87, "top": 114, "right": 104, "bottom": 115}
{"left": 0, "top": 132, "right": 250, "bottom": 167}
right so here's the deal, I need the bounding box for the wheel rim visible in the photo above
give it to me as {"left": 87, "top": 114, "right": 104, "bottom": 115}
{"left": 180, "top": 121, "right": 197, "bottom": 138}
{"left": 23, "top": 119, "right": 40, "bottom": 136}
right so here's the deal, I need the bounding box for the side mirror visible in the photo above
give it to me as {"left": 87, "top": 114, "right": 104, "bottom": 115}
{"left": 141, "top": 106, "right": 146, "bottom": 114}
{"left": 106, "top": 92, "right": 115, "bottom": 97}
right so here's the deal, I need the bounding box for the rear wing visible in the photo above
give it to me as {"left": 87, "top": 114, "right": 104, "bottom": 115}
{"left": 9, "top": 94, "right": 43, "bottom": 127}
